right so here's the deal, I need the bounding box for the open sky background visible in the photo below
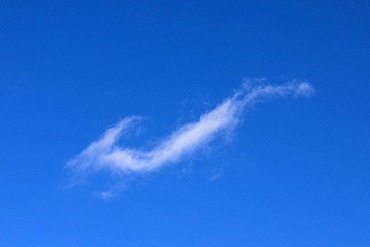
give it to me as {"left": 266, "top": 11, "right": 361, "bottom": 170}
{"left": 1, "top": 0, "right": 369, "bottom": 246}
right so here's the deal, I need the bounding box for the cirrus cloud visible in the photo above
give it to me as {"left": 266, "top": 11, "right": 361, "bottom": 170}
{"left": 66, "top": 79, "right": 314, "bottom": 196}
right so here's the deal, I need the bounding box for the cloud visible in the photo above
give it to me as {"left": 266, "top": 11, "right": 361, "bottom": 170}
{"left": 66, "top": 79, "right": 314, "bottom": 192}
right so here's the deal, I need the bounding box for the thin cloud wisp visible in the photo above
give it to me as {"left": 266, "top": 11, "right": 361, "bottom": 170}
{"left": 66, "top": 80, "right": 314, "bottom": 182}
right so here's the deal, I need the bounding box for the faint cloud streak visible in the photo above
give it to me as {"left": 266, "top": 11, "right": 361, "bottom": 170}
{"left": 66, "top": 79, "right": 314, "bottom": 191}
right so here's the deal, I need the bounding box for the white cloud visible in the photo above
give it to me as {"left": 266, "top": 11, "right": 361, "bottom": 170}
{"left": 66, "top": 79, "right": 314, "bottom": 191}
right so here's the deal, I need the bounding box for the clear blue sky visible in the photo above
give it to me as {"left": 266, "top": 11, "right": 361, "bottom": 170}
{"left": 1, "top": 0, "right": 369, "bottom": 246}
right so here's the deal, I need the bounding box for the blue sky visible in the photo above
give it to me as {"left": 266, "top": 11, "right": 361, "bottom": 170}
{"left": 1, "top": 0, "right": 369, "bottom": 246}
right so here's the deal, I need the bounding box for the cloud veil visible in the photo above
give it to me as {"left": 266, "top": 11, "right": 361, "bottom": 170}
{"left": 66, "top": 80, "right": 314, "bottom": 180}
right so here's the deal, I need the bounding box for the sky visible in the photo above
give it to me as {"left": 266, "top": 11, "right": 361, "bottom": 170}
{"left": 0, "top": 0, "right": 369, "bottom": 246}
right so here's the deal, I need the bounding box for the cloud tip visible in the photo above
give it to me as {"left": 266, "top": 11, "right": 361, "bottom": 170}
{"left": 295, "top": 82, "right": 315, "bottom": 97}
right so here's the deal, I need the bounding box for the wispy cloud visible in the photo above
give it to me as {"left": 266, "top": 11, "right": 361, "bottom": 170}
{"left": 66, "top": 79, "right": 314, "bottom": 193}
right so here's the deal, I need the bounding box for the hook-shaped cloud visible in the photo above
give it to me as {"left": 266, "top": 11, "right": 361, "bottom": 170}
{"left": 66, "top": 80, "right": 314, "bottom": 179}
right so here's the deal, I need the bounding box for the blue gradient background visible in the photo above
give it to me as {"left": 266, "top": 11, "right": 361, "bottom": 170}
{"left": 1, "top": 0, "right": 369, "bottom": 246}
